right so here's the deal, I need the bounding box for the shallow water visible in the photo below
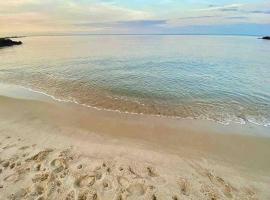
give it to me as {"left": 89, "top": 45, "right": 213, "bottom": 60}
{"left": 0, "top": 35, "right": 270, "bottom": 127}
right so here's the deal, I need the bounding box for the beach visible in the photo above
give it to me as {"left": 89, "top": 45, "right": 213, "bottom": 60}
{"left": 0, "top": 85, "right": 269, "bottom": 200}
{"left": 1, "top": 0, "right": 270, "bottom": 198}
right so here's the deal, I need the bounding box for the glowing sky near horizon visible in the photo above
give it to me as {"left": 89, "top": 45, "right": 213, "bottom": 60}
{"left": 0, "top": 0, "right": 269, "bottom": 35}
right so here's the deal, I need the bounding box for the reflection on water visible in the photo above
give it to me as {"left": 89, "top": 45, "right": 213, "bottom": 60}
{"left": 0, "top": 35, "right": 270, "bottom": 126}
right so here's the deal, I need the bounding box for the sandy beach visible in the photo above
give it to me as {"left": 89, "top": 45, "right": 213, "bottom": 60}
{"left": 0, "top": 85, "right": 269, "bottom": 200}
{"left": 1, "top": 0, "right": 270, "bottom": 198}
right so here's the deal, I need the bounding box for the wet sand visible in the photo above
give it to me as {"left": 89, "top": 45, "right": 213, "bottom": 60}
{"left": 0, "top": 84, "right": 270, "bottom": 199}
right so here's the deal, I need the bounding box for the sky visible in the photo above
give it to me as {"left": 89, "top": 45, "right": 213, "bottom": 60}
{"left": 0, "top": 0, "right": 270, "bottom": 35}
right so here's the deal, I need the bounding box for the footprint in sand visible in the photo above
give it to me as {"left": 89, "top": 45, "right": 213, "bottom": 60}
{"left": 77, "top": 189, "right": 98, "bottom": 200}
{"left": 177, "top": 178, "right": 190, "bottom": 196}
{"left": 190, "top": 161, "right": 235, "bottom": 198}
{"left": 146, "top": 166, "right": 158, "bottom": 177}
{"left": 33, "top": 163, "right": 42, "bottom": 171}
{"left": 117, "top": 176, "right": 129, "bottom": 188}
{"left": 50, "top": 158, "right": 67, "bottom": 173}
{"left": 59, "top": 169, "right": 69, "bottom": 178}
{"left": 214, "top": 176, "right": 234, "bottom": 198}
{"left": 26, "top": 149, "right": 54, "bottom": 162}
{"left": 200, "top": 184, "right": 221, "bottom": 200}
{"left": 75, "top": 174, "right": 96, "bottom": 188}
{"left": 32, "top": 172, "right": 49, "bottom": 183}
{"left": 243, "top": 187, "right": 256, "bottom": 197}
{"left": 126, "top": 183, "right": 146, "bottom": 196}
{"left": 102, "top": 179, "right": 112, "bottom": 191}
{"left": 66, "top": 190, "right": 76, "bottom": 200}
{"left": 32, "top": 184, "right": 45, "bottom": 196}
{"left": 127, "top": 166, "right": 141, "bottom": 178}
{"left": 138, "top": 185, "right": 156, "bottom": 200}
{"left": 95, "top": 171, "right": 103, "bottom": 181}
{"left": 198, "top": 168, "right": 235, "bottom": 199}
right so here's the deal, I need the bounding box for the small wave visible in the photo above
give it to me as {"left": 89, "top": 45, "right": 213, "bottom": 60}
{"left": 16, "top": 85, "right": 270, "bottom": 128}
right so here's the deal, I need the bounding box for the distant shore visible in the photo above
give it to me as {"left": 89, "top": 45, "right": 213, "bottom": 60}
{"left": 261, "top": 36, "right": 270, "bottom": 40}
{"left": 0, "top": 83, "right": 269, "bottom": 199}
{"left": 0, "top": 38, "right": 22, "bottom": 47}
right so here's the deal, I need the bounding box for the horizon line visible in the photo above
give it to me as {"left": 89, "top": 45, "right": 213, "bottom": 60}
{"left": 5, "top": 33, "right": 266, "bottom": 38}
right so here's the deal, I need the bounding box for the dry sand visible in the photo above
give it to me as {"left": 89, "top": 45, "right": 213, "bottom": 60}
{"left": 0, "top": 89, "right": 270, "bottom": 199}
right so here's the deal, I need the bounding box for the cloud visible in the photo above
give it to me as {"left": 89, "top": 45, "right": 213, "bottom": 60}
{"left": 225, "top": 16, "right": 247, "bottom": 19}
{"left": 178, "top": 15, "right": 219, "bottom": 20}
{"left": 73, "top": 19, "right": 168, "bottom": 34}
{"left": 249, "top": 10, "right": 270, "bottom": 14}
{"left": 116, "top": 20, "right": 167, "bottom": 27}
{"left": 197, "top": 4, "right": 242, "bottom": 12}
{"left": 0, "top": 0, "right": 154, "bottom": 33}
{"left": 176, "top": 15, "right": 249, "bottom": 23}
{"left": 0, "top": 0, "right": 270, "bottom": 35}
{"left": 219, "top": 8, "right": 239, "bottom": 12}
{"left": 201, "top": 3, "right": 270, "bottom": 15}
{"left": 164, "top": 23, "right": 270, "bottom": 36}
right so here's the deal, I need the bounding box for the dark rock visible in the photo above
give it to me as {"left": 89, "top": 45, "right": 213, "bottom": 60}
{"left": 261, "top": 36, "right": 270, "bottom": 40}
{"left": 0, "top": 38, "right": 22, "bottom": 47}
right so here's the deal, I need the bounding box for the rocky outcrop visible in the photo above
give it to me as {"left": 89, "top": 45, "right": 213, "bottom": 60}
{"left": 0, "top": 38, "right": 23, "bottom": 47}
{"left": 261, "top": 36, "right": 270, "bottom": 40}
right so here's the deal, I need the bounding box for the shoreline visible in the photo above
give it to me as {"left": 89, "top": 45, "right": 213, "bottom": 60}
{"left": 0, "top": 83, "right": 270, "bottom": 162}
{"left": 1, "top": 83, "right": 269, "bottom": 130}
{"left": 0, "top": 83, "right": 270, "bottom": 199}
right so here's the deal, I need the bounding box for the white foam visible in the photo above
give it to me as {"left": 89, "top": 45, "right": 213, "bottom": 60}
{"left": 7, "top": 84, "right": 270, "bottom": 128}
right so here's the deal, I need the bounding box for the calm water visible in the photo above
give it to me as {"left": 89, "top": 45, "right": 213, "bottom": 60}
{"left": 0, "top": 35, "right": 270, "bottom": 126}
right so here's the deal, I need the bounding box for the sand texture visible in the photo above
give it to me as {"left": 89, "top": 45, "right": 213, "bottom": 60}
{"left": 0, "top": 133, "right": 269, "bottom": 200}
{"left": 0, "top": 93, "right": 269, "bottom": 200}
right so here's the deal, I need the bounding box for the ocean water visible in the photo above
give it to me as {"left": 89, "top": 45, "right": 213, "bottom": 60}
{"left": 0, "top": 35, "right": 270, "bottom": 126}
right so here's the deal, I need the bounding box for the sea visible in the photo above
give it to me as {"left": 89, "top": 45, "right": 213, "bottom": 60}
{"left": 0, "top": 35, "right": 270, "bottom": 127}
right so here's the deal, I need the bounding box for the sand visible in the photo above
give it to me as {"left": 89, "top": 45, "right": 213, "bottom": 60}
{"left": 0, "top": 86, "right": 270, "bottom": 199}
{"left": 1, "top": 135, "right": 268, "bottom": 200}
